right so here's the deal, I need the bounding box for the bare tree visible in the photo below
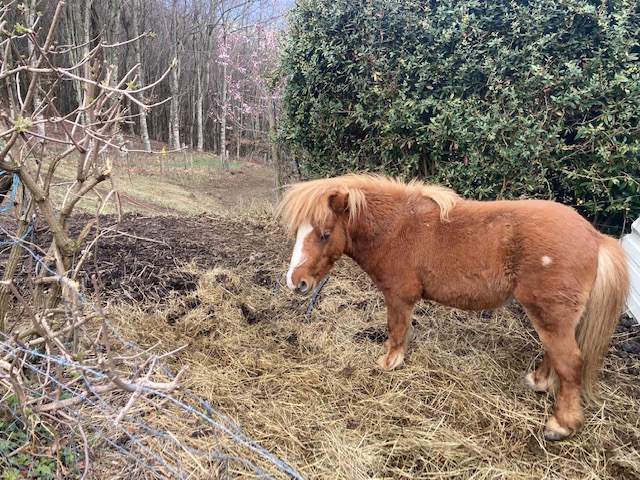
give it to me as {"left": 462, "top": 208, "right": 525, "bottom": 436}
{"left": 168, "top": 0, "right": 182, "bottom": 150}
{"left": 0, "top": 0, "right": 169, "bottom": 324}
{"left": 131, "top": 0, "right": 151, "bottom": 151}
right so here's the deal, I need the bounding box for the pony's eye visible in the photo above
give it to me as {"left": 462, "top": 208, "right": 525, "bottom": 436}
{"left": 320, "top": 232, "right": 330, "bottom": 241}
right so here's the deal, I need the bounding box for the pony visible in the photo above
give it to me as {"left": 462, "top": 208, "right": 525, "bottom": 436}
{"left": 277, "top": 173, "right": 629, "bottom": 441}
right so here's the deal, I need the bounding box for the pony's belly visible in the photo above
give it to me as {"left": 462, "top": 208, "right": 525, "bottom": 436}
{"left": 435, "top": 295, "right": 509, "bottom": 311}
{"left": 424, "top": 283, "right": 512, "bottom": 311}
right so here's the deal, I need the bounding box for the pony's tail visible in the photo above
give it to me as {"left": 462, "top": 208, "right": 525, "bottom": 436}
{"left": 576, "top": 235, "right": 630, "bottom": 398}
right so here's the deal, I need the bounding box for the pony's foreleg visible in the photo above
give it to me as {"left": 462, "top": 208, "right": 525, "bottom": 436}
{"left": 378, "top": 296, "right": 415, "bottom": 371}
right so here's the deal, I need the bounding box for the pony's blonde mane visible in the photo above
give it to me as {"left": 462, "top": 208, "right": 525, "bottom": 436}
{"left": 277, "top": 173, "right": 460, "bottom": 235}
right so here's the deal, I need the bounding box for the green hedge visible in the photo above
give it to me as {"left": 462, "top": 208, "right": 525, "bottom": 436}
{"left": 279, "top": 0, "right": 640, "bottom": 232}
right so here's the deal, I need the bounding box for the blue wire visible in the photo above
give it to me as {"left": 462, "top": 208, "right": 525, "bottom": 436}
{"left": 0, "top": 172, "right": 19, "bottom": 213}
{"left": 0, "top": 222, "right": 33, "bottom": 245}
{"left": 306, "top": 275, "right": 330, "bottom": 322}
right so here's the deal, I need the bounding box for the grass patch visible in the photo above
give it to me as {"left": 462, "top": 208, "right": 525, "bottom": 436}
{"left": 110, "top": 171, "right": 225, "bottom": 214}
{"left": 41, "top": 152, "right": 271, "bottom": 216}
{"left": 122, "top": 150, "right": 244, "bottom": 173}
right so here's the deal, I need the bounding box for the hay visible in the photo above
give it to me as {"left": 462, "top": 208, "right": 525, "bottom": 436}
{"left": 109, "top": 253, "right": 640, "bottom": 479}
{"left": 108, "top": 252, "right": 640, "bottom": 480}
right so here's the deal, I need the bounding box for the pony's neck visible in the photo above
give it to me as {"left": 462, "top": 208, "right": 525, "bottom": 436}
{"left": 343, "top": 197, "right": 401, "bottom": 271}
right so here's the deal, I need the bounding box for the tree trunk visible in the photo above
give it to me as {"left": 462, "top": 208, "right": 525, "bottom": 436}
{"left": 190, "top": 0, "right": 215, "bottom": 152}
{"left": 195, "top": 61, "right": 205, "bottom": 151}
{"left": 64, "top": 0, "right": 94, "bottom": 117}
{"left": 169, "top": 68, "right": 181, "bottom": 150}
{"left": 268, "top": 98, "right": 282, "bottom": 198}
{"left": 104, "top": 1, "right": 125, "bottom": 152}
{"left": 104, "top": 0, "right": 123, "bottom": 83}
{"left": 236, "top": 111, "right": 242, "bottom": 159}
{"left": 0, "top": 197, "right": 34, "bottom": 331}
{"left": 221, "top": 60, "right": 228, "bottom": 171}
{"left": 131, "top": 0, "right": 151, "bottom": 152}
{"left": 27, "top": 0, "right": 45, "bottom": 140}
{"left": 169, "top": 0, "right": 181, "bottom": 150}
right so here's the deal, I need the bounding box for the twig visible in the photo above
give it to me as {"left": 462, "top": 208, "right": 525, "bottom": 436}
{"left": 114, "top": 356, "right": 158, "bottom": 425}
{"left": 57, "top": 410, "right": 90, "bottom": 480}
{"left": 104, "top": 231, "right": 171, "bottom": 246}
{"left": 34, "top": 364, "right": 189, "bottom": 414}
{"left": 34, "top": 383, "right": 117, "bottom": 413}
{"left": 305, "top": 275, "right": 330, "bottom": 322}
{"left": 35, "top": 314, "right": 75, "bottom": 362}
{"left": 3, "top": 439, "right": 30, "bottom": 459}
{"left": 157, "top": 344, "right": 190, "bottom": 360}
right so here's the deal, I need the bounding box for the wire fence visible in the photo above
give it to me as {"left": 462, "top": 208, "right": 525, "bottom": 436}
{"left": 0, "top": 179, "right": 303, "bottom": 479}
{"left": 0, "top": 323, "right": 304, "bottom": 479}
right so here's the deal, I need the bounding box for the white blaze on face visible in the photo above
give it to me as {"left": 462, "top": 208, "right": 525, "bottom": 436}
{"left": 287, "top": 222, "right": 314, "bottom": 290}
{"left": 541, "top": 256, "right": 553, "bottom": 267}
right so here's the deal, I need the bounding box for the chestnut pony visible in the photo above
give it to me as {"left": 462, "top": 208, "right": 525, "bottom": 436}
{"left": 278, "top": 173, "right": 629, "bottom": 441}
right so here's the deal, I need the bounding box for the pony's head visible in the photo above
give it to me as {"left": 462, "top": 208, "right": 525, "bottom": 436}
{"left": 284, "top": 193, "right": 349, "bottom": 294}
{"left": 277, "top": 176, "right": 367, "bottom": 295}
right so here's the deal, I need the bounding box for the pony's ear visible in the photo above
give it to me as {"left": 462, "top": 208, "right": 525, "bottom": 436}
{"left": 328, "top": 192, "right": 349, "bottom": 216}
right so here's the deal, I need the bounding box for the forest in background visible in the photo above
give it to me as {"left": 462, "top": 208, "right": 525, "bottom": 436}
{"left": 3, "top": 0, "right": 639, "bottom": 235}
{"left": 1, "top": 0, "right": 289, "bottom": 160}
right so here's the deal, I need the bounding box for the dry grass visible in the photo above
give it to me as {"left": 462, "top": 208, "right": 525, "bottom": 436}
{"left": 108, "top": 258, "right": 640, "bottom": 479}
{"left": 43, "top": 154, "right": 276, "bottom": 215}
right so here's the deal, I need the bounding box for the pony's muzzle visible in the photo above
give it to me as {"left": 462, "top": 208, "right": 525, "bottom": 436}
{"left": 298, "top": 280, "right": 309, "bottom": 294}
{"left": 293, "top": 278, "right": 315, "bottom": 296}
{"left": 288, "top": 272, "right": 315, "bottom": 296}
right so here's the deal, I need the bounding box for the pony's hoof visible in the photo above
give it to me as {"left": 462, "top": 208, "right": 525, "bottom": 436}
{"left": 377, "top": 351, "right": 404, "bottom": 371}
{"left": 544, "top": 416, "right": 573, "bottom": 442}
{"left": 523, "top": 372, "right": 549, "bottom": 393}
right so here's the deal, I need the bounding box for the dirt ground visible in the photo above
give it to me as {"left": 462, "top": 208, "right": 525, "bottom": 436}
{"left": 78, "top": 192, "right": 640, "bottom": 479}
{"left": 76, "top": 162, "right": 640, "bottom": 354}
{"left": 67, "top": 161, "right": 640, "bottom": 361}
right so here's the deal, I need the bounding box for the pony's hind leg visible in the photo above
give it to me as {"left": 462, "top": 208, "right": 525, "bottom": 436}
{"left": 538, "top": 330, "right": 584, "bottom": 441}
{"left": 521, "top": 301, "right": 585, "bottom": 441}
{"left": 523, "top": 354, "right": 559, "bottom": 394}
{"left": 378, "top": 295, "right": 415, "bottom": 371}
